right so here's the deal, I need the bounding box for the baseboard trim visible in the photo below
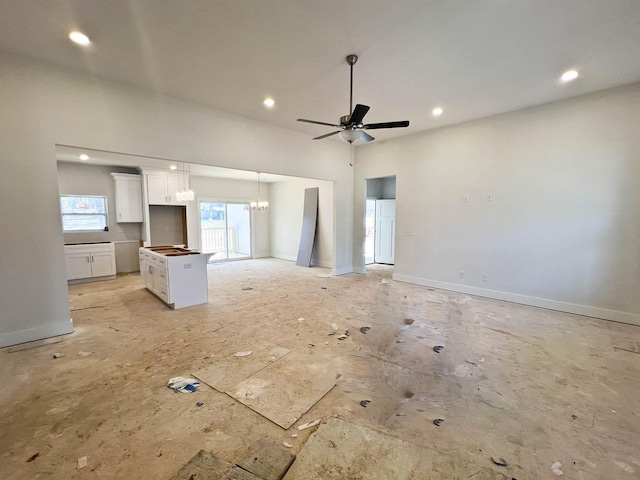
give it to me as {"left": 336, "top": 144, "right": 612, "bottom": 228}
{"left": 0, "top": 320, "right": 74, "bottom": 349}
{"left": 68, "top": 275, "right": 116, "bottom": 285}
{"left": 392, "top": 274, "right": 640, "bottom": 326}
{"left": 270, "top": 254, "right": 333, "bottom": 270}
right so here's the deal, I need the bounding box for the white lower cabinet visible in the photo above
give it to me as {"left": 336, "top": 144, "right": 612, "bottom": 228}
{"left": 139, "top": 247, "right": 208, "bottom": 309}
{"left": 65, "top": 243, "right": 117, "bottom": 282}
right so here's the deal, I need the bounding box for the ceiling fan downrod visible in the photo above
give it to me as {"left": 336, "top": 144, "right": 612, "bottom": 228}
{"left": 346, "top": 54, "right": 358, "bottom": 123}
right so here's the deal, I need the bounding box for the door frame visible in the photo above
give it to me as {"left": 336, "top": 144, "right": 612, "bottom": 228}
{"left": 363, "top": 176, "right": 397, "bottom": 271}
{"left": 197, "top": 198, "right": 252, "bottom": 262}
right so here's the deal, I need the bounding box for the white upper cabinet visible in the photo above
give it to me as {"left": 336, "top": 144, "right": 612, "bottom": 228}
{"left": 111, "top": 173, "right": 143, "bottom": 222}
{"left": 145, "top": 172, "right": 187, "bottom": 205}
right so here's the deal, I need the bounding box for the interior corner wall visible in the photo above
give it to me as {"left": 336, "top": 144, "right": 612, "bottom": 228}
{"left": 269, "top": 178, "right": 334, "bottom": 268}
{"left": 354, "top": 82, "right": 640, "bottom": 325}
{"left": 0, "top": 52, "right": 352, "bottom": 347}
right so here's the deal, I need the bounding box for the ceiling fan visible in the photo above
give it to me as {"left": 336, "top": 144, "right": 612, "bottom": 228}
{"left": 297, "top": 54, "right": 409, "bottom": 144}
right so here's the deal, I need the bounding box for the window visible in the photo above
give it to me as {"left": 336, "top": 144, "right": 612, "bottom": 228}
{"left": 60, "top": 195, "right": 108, "bottom": 232}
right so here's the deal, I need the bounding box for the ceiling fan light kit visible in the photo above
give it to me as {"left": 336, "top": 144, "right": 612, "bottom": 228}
{"left": 297, "top": 54, "right": 409, "bottom": 144}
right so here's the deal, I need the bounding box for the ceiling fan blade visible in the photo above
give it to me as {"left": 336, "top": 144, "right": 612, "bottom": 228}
{"left": 349, "top": 104, "right": 370, "bottom": 125}
{"left": 361, "top": 131, "right": 375, "bottom": 142}
{"left": 313, "top": 130, "right": 341, "bottom": 140}
{"left": 363, "top": 120, "right": 410, "bottom": 130}
{"left": 298, "top": 119, "right": 341, "bottom": 128}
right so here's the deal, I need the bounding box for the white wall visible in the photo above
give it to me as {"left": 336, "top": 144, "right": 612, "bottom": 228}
{"left": 0, "top": 52, "right": 352, "bottom": 347}
{"left": 190, "top": 175, "right": 271, "bottom": 258}
{"left": 354, "top": 83, "right": 640, "bottom": 325}
{"left": 269, "top": 178, "right": 334, "bottom": 268}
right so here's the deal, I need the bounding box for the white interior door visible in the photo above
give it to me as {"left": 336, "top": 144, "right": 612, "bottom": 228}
{"left": 374, "top": 199, "right": 395, "bottom": 264}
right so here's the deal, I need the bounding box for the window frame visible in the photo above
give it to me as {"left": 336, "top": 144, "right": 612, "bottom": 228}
{"left": 60, "top": 194, "right": 109, "bottom": 233}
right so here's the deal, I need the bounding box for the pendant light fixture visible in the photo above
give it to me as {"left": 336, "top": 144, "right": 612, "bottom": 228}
{"left": 248, "top": 172, "right": 268, "bottom": 210}
{"left": 176, "top": 162, "right": 195, "bottom": 201}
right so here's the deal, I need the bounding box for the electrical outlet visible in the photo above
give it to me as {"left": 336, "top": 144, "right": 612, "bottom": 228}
{"left": 463, "top": 194, "right": 469, "bottom": 203}
{"left": 482, "top": 274, "right": 488, "bottom": 282}
{"left": 486, "top": 194, "right": 493, "bottom": 202}
{"left": 459, "top": 271, "right": 464, "bottom": 279}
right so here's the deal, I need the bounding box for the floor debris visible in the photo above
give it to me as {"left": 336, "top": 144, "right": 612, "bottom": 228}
{"left": 242, "top": 287, "right": 253, "bottom": 291}
{"left": 360, "top": 326, "right": 371, "bottom": 334}
{"left": 234, "top": 351, "right": 252, "bottom": 357}
{"left": 77, "top": 456, "right": 88, "bottom": 469}
{"left": 331, "top": 323, "right": 339, "bottom": 331}
{"left": 381, "top": 279, "right": 389, "bottom": 284}
{"left": 337, "top": 334, "right": 349, "bottom": 341}
{"left": 551, "top": 461, "right": 563, "bottom": 476}
{"left": 297, "top": 317, "right": 304, "bottom": 323}
{"left": 360, "top": 400, "right": 371, "bottom": 407}
{"left": 78, "top": 351, "right": 92, "bottom": 356}
{"left": 26, "top": 452, "right": 39, "bottom": 462}
{"left": 52, "top": 353, "right": 64, "bottom": 359}
{"left": 404, "top": 319, "right": 415, "bottom": 325}
{"left": 297, "top": 419, "right": 321, "bottom": 430}
{"left": 195, "top": 402, "right": 204, "bottom": 407}
{"left": 308, "top": 344, "right": 315, "bottom": 348}
{"left": 433, "top": 345, "right": 445, "bottom": 353}
{"left": 491, "top": 456, "right": 508, "bottom": 467}
{"left": 433, "top": 418, "right": 444, "bottom": 426}
{"left": 167, "top": 377, "right": 200, "bottom": 393}
{"left": 282, "top": 441, "right": 293, "bottom": 448}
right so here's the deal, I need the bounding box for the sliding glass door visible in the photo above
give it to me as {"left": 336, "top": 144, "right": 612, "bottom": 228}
{"left": 199, "top": 201, "right": 251, "bottom": 261}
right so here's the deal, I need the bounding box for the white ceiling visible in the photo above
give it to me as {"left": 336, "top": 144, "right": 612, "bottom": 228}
{"left": 2, "top": 1, "right": 640, "bottom": 144}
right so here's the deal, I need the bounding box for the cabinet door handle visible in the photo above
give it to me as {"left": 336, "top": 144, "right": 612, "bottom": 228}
{"left": 87, "top": 257, "right": 90, "bottom": 263}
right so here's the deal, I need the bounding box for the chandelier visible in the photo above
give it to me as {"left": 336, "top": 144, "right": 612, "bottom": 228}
{"left": 247, "top": 172, "right": 268, "bottom": 210}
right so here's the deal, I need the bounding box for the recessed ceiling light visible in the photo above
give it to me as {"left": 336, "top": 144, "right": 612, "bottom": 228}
{"left": 69, "top": 31, "right": 91, "bottom": 46}
{"left": 79, "top": 154, "right": 89, "bottom": 161}
{"left": 169, "top": 165, "right": 177, "bottom": 170}
{"left": 560, "top": 70, "right": 579, "bottom": 82}
{"left": 432, "top": 107, "right": 443, "bottom": 117}
{"left": 263, "top": 98, "right": 275, "bottom": 108}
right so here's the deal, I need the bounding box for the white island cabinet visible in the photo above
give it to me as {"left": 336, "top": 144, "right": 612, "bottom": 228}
{"left": 139, "top": 246, "right": 208, "bottom": 309}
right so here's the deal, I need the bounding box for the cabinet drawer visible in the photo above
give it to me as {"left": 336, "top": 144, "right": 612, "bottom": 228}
{"left": 157, "top": 270, "right": 168, "bottom": 286}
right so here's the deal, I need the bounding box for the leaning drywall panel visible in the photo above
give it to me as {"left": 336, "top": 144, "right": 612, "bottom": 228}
{"left": 270, "top": 178, "right": 333, "bottom": 268}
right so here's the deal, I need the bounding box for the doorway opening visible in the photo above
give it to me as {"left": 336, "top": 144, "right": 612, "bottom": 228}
{"left": 199, "top": 201, "right": 251, "bottom": 261}
{"left": 364, "top": 176, "right": 396, "bottom": 268}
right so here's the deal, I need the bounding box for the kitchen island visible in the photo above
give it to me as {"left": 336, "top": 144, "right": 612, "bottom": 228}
{"left": 139, "top": 246, "right": 208, "bottom": 309}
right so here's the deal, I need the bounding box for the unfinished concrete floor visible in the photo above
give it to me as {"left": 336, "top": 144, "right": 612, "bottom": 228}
{"left": 1, "top": 258, "right": 639, "bottom": 479}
